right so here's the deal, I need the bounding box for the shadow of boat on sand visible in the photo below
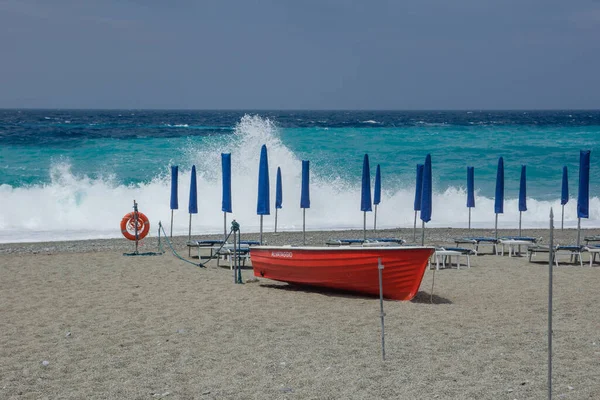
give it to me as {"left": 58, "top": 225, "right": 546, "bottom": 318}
{"left": 259, "top": 283, "right": 452, "bottom": 304}
{"left": 411, "top": 291, "right": 453, "bottom": 304}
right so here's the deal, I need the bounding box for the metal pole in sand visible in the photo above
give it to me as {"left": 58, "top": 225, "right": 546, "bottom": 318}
{"left": 576, "top": 217, "right": 581, "bottom": 247}
{"left": 237, "top": 230, "right": 243, "bottom": 284}
{"left": 158, "top": 221, "right": 162, "bottom": 253}
{"left": 430, "top": 266, "right": 436, "bottom": 304}
{"left": 421, "top": 220, "right": 425, "bottom": 246}
{"left": 495, "top": 214, "right": 499, "bottom": 242}
{"left": 519, "top": 211, "right": 522, "bottom": 237}
{"left": 134, "top": 200, "right": 139, "bottom": 255}
{"left": 275, "top": 208, "right": 278, "bottom": 233}
{"left": 363, "top": 211, "right": 367, "bottom": 241}
{"left": 303, "top": 209, "right": 306, "bottom": 245}
{"left": 374, "top": 204, "right": 378, "bottom": 231}
{"left": 233, "top": 224, "right": 237, "bottom": 284}
{"left": 468, "top": 208, "right": 471, "bottom": 231}
{"left": 561, "top": 205, "right": 564, "bottom": 231}
{"left": 519, "top": 211, "right": 522, "bottom": 254}
{"left": 377, "top": 258, "right": 386, "bottom": 361}
{"left": 188, "top": 214, "right": 192, "bottom": 257}
{"left": 260, "top": 215, "right": 263, "bottom": 245}
{"left": 223, "top": 213, "right": 227, "bottom": 243}
{"left": 413, "top": 211, "right": 417, "bottom": 241}
{"left": 548, "top": 208, "right": 554, "bottom": 400}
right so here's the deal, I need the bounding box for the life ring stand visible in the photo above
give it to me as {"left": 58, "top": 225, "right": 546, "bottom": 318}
{"left": 121, "top": 211, "right": 150, "bottom": 241}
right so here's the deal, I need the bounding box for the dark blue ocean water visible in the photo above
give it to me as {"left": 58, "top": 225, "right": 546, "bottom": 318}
{"left": 1, "top": 109, "right": 599, "bottom": 242}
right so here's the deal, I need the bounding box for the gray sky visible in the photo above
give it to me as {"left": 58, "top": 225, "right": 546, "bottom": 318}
{"left": 1, "top": 0, "right": 599, "bottom": 109}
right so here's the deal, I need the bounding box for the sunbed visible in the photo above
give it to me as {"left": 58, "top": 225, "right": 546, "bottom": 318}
{"left": 326, "top": 237, "right": 405, "bottom": 246}
{"left": 584, "top": 245, "right": 600, "bottom": 267}
{"left": 369, "top": 237, "right": 405, "bottom": 244}
{"left": 555, "top": 245, "right": 585, "bottom": 267}
{"left": 215, "top": 244, "right": 252, "bottom": 269}
{"left": 240, "top": 240, "right": 260, "bottom": 246}
{"left": 584, "top": 235, "right": 600, "bottom": 245}
{"left": 453, "top": 237, "right": 498, "bottom": 254}
{"left": 325, "top": 238, "right": 366, "bottom": 246}
{"left": 499, "top": 236, "right": 539, "bottom": 243}
{"left": 527, "top": 244, "right": 585, "bottom": 267}
{"left": 187, "top": 239, "right": 226, "bottom": 259}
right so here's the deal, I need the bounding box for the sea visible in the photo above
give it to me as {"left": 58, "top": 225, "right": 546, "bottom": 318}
{"left": 1, "top": 109, "right": 599, "bottom": 243}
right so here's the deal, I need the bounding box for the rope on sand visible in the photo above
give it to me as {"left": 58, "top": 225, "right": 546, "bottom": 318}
{"left": 158, "top": 221, "right": 236, "bottom": 268}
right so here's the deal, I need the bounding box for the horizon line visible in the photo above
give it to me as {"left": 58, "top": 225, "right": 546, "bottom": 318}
{"left": 2, "top": 107, "right": 600, "bottom": 112}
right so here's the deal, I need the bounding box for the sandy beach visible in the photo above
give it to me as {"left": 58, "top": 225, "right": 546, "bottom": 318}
{"left": 1, "top": 227, "right": 599, "bottom": 399}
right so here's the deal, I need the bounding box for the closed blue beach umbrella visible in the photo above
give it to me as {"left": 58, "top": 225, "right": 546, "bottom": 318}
{"left": 561, "top": 166, "right": 569, "bottom": 206}
{"left": 301, "top": 161, "right": 310, "bottom": 209}
{"left": 170, "top": 166, "right": 179, "bottom": 210}
{"left": 374, "top": 164, "right": 381, "bottom": 231}
{"left": 577, "top": 150, "right": 591, "bottom": 245}
{"left": 170, "top": 165, "right": 178, "bottom": 237}
{"left": 361, "top": 154, "right": 372, "bottom": 240}
{"left": 189, "top": 166, "right": 198, "bottom": 215}
{"left": 420, "top": 154, "right": 432, "bottom": 245}
{"left": 561, "top": 166, "right": 568, "bottom": 230}
{"left": 257, "top": 144, "right": 270, "bottom": 244}
{"left": 187, "top": 165, "right": 198, "bottom": 255}
{"left": 494, "top": 157, "right": 504, "bottom": 240}
{"left": 275, "top": 167, "right": 283, "bottom": 233}
{"left": 276, "top": 167, "right": 283, "bottom": 209}
{"left": 467, "top": 166, "right": 475, "bottom": 230}
{"left": 413, "top": 164, "right": 424, "bottom": 240}
{"left": 221, "top": 153, "right": 232, "bottom": 239}
{"left": 300, "top": 160, "right": 310, "bottom": 244}
{"left": 518, "top": 165, "right": 527, "bottom": 236}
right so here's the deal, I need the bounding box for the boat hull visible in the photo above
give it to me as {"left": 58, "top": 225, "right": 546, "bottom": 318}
{"left": 250, "top": 246, "right": 434, "bottom": 301}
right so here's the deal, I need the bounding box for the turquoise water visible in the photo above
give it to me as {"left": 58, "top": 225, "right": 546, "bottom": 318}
{"left": 1, "top": 110, "right": 599, "bottom": 242}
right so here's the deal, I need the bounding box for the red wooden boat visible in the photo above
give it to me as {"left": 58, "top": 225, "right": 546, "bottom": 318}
{"left": 250, "top": 245, "right": 435, "bottom": 301}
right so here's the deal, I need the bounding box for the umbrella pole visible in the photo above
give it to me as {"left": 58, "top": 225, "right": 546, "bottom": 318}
{"left": 377, "top": 258, "right": 386, "bottom": 361}
{"left": 363, "top": 212, "right": 367, "bottom": 241}
{"left": 577, "top": 217, "right": 581, "bottom": 246}
{"left": 519, "top": 211, "right": 522, "bottom": 237}
{"left": 260, "top": 215, "right": 263, "bottom": 245}
{"left": 561, "top": 205, "right": 564, "bottom": 231}
{"left": 421, "top": 220, "right": 425, "bottom": 246}
{"left": 134, "top": 201, "right": 139, "bottom": 255}
{"left": 413, "top": 211, "right": 417, "bottom": 241}
{"left": 275, "top": 208, "right": 278, "bottom": 233}
{"left": 170, "top": 210, "right": 174, "bottom": 238}
{"left": 188, "top": 214, "right": 192, "bottom": 257}
{"left": 548, "top": 208, "right": 554, "bottom": 400}
{"left": 495, "top": 214, "right": 499, "bottom": 242}
{"left": 468, "top": 208, "right": 471, "bottom": 230}
{"left": 233, "top": 226, "right": 237, "bottom": 283}
{"left": 236, "top": 230, "right": 242, "bottom": 284}
{"left": 374, "top": 205, "right": 378, "bottom": 231}
{"left": 223, "top": 213, "right": 227, "bottom": 242}
{"left": 303, "top": 209, "right": 306, "bottom": 245}
{"left": 519, "top": 211, "right": 523, "bottom": 255}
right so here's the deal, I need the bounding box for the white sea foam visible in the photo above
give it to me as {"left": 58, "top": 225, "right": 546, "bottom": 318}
{"left": 164, "top": 124, "right": 190, "bottom": 128}
{"left": 0, "top": 114, "right": 598, "bottom": 243}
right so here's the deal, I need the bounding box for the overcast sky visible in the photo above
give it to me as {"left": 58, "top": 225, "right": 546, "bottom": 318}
{"left": 1, "top": 0, "right": 599, "bottom": 109}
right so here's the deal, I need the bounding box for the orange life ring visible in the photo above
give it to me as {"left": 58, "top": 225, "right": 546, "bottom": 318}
{"left": 120, "top": 212, "right": 150, "bottom": 241}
